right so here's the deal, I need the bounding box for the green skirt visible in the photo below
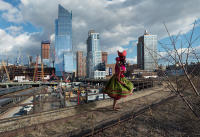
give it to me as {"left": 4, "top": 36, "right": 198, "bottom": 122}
{"left": 104, "top": 75, "right": 134, "bottom": 100}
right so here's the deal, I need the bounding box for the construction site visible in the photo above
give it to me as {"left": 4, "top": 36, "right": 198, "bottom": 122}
{"left": 0, "top": 51, "right": 200, "bottom": 137}
{"left": 0, "top": 60, "right": 199, "bottom": 137}
{"left": 0, "top": 1, "right": 200, "bottom": 136}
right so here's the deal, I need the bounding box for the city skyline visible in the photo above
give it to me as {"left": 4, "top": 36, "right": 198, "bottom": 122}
{"left": 0, "top": 0, "right": 200, "bottom": 65}
{"left": 0, "top": 1, "right": 199, "bottom": 135}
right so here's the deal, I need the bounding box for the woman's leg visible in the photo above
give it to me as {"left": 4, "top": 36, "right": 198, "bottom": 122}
{"left": 113, "top": 99, "right": 117, "bottom": 110}
{"left": 113, "top": 99, "right": 120, "bottom": 110}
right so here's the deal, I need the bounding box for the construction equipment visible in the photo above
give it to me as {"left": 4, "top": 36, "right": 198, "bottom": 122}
{"left": 33, "top": 56, "right": 45, "bottom": 82}
{"left": 49, "top": 70, "right": 59, "bottom": 82}
{"left": 2, "top": 60, "right": 10, "bottom": 81}
{"left": 33, "top": 56, "right": 38, "bottom": 82}
{"left": 41, "top": 63, "right": 44, "bottom": 81}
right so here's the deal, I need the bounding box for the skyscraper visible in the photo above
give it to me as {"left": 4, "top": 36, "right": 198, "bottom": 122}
{"left": 55, "top": 4, "right": 73, "bottom": 76}
{"left": 137, "top": 30, "right": 157, "bottom": 71}
{"left": 86, "top": 30, "right": 105, "bottom": 79}
{"left": 41, "top": 40, "right": 50, "bottom": 66}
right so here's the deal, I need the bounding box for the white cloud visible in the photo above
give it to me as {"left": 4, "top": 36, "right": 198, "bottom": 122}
{"left": 157, "top": 45, "right": 200, "bottom": 64}
{"left": 0, "top": 28, "right": 39, "bottom": 61}
{"left": 76, "top": 42, "right": 86, "bottom": 51}
{"left": 5, "top": 26, "right": 23, "bottom": 36}
{"left": 0, "top": 0, "right": 23, "bottom": 23}
{"left": 18, "top": 0, "right": 200, "bottom": 51}
{"left": 105, "top": 46, "right": 127, "bottom": 54}
{"left": 106, "top": 0, "right": 126, "bottom": 5}
{"left": 50, "top": 33, "right": 55, "bottom": 43}
{"left": 0, "top": 0, "right": 11, "bottom": 10}
{"left": 73, "top": 18, "right": 87, "bottom": 29}
{"left": 1, "top": 0, "right": 200, "bottom": 63}
{"left": 126, "top": 57, "right": 137, "bottom": 64}
{"left": 2, "top": 8, "right": 23, "bottom": 23}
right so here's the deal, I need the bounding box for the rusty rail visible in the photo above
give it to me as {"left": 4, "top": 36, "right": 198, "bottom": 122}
{"left": 70, "top": 95, "right": 177, "bottom": 137}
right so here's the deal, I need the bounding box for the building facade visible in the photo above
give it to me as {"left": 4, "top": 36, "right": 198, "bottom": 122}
{"left": 105, "top": 64, "right": 115, "bottom": 79}
{"left": 82, "top": 57, "right": 86, "bottom": 77}
{"left": 76, "top": 51, "right": 86, "bottom": 78}
{"left": 137, "top": 30, "right": 157, "bottom": 71}
{"left": 102, "top": 52, "right": 108, "bottom": 65}
{"left": 41, "top": 40, "right": 50, "bottom": 66}
{"left": 54, "top": 4, "right": 73, "bottom": 76}
{"left": 86, "top": 30, "right": 105, "bottom": 79}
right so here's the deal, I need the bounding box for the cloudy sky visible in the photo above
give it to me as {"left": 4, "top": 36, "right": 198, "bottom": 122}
{"left": 0, "top": 0, "right": 200, "bottom": 64}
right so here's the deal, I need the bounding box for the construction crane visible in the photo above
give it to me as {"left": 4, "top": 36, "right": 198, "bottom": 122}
{"left": 2, "top": 60, "right": 10, "bottom": 82}
{"left": 49, "top": 70, "right": 59, "bottom": 82}
{"left": 33, "top": 56, "right": 38, "bottom": 82}
{"left": 41, "top": 63, "right": 44, "bottom": 81}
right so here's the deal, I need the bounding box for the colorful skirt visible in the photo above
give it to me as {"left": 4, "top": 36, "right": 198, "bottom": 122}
{"left": 103, "top": 75, "right": 134, "bottom": 100}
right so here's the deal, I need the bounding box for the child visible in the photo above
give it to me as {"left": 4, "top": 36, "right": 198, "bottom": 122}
{"left": 104, "top": 50, "right": 134, "bottom": 110}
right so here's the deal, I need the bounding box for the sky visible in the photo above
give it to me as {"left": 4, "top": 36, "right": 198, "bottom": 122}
{"left": 0, "top": 0, "right": 200, "bottom": 65}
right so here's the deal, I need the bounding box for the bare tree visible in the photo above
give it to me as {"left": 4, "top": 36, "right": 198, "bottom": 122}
{"left": 144, "top": 21, "right": 200, "bottom": 118}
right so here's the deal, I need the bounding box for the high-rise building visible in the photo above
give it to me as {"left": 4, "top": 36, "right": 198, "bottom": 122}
{"left": 137, "top": 30, "right": 157, "bottom": 71}
{"left": 86, "top": 30, "right": 106, "bottom": 79}
{"left": 82, "top": 57, "right": 86, "bottom": 77}
{"left": 41, "top": 41, "right": 50, "bottom": 66}
{"left": 76, "top": 51, "right": 86, "bottom": 78}
{"left": 54, "top": 4, "right": 73, "bottom": 76}
{"left": 41, "top": 41, "right": 50, "bottom": 60}
{"left": 102, "top": 52, "right": 108, "bottom": 65}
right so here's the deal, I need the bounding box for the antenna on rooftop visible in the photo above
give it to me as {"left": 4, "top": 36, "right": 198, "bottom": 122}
{"left": 144, "top": 29, "right": 149, "bottom": 35}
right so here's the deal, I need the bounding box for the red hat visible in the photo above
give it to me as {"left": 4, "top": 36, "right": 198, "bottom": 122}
{"left": 116, "top": 57, "right": 120, "bottom": 61}
{"left": 118, "top": 50, "right": 127, "bottom": 57}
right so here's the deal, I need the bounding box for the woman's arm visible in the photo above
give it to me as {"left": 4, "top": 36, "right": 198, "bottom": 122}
{"left": 117, "top": 65, "right": 125, "bottom": 85}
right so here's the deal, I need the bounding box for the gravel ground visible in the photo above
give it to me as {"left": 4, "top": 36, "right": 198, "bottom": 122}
{"left": 2, "top": 88, "right": 200, "bottom": 137}
{"left": 96, "top": 93, "right": 200, "bottom": 137}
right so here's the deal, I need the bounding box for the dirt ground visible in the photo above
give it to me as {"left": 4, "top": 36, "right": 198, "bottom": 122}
{"left": 2, "top": 88, "right": 200, "bottom": 137}
{"left": 97, "top": 93, "right": 200, "bottom": 137}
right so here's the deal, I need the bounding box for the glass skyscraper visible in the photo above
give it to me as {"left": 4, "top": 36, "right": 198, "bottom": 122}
{"left": 86, "top": 30, "right": 105, "bottom": 79}
{"left": 55, "top": 4, "right": 73, "bottom": 76}
{"left": 137, "top": 30, "right": 157, "bottom": 71}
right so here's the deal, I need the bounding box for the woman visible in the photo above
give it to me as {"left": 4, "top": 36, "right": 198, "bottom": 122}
{"left": 104, "top": 50, "right": 134, "bottom": 110}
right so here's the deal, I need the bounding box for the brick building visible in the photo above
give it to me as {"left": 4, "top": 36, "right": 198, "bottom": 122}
{"left": 76, "top": 51, "right": 86, "bottom": 78}
{"left": 41, "top": 41, "right": 50, "bottom": 60}
{"left": 102, "top": 52, "right": 108, "bottom": 65}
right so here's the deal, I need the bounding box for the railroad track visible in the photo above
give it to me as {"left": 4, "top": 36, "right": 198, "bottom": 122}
{"left": 0, "top": 86, "right": 45, "bottom": 117}
{"left": 70, "top": 94, "right": 177, "bottom": 137}
{"left": 0, "top": 86, "right": 170, "bottom": 136}
{"left": 0, "top": 85, "right": 33, "bottom": 98}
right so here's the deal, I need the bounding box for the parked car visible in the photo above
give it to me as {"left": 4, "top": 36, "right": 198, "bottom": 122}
{"left": 23, "top": 105, "right": 32, "bottom": 112}
{"left": 13, "top": 110, "right": 26, "bottom": 117}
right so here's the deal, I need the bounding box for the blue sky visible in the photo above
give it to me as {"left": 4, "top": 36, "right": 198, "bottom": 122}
{"left": 0, "top": 0, "right": 200, "bottom": 65}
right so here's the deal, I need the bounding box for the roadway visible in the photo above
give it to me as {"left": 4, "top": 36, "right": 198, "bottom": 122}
{"left": 0, "top": 96, "right": 33, "bottom": 119}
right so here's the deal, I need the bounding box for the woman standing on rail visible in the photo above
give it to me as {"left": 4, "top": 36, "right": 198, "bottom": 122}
{"left": 104, "top": 50, "right": 134, "bottom": 110}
